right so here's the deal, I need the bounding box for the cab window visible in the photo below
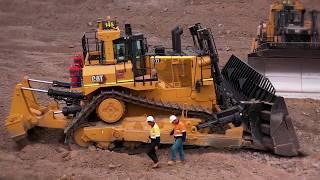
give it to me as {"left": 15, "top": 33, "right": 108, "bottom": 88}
{"left": 134, "top": 40, "right": 143, "bottom": 59}
{"left": 114, "top": 43, "right": 127, "bottom": 62}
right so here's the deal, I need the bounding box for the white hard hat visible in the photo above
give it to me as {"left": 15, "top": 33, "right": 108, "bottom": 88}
{"left": 169, "top": 115, "right": 177, "bottom": 123}
{"left": 146, "top": 116, "right": 155, "bottom": 122}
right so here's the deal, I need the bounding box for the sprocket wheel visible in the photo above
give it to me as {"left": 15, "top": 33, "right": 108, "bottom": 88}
{"left": 96, "top": 98, "right": 126, "bottom": 123}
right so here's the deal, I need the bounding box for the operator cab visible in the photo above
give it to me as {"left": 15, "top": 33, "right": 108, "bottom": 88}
{"left": 81, "top": 17, "right": 155, "bottom": 82}
{"left": 113, "top": 24, "right": 148, "bottom": 78}
{"left": 275, "top": 2, "right": 311, "bottom": 42}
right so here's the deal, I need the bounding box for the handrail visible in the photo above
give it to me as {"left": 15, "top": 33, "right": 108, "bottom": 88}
{"left": 82, "top": 31, "right": 105, "bottom": 64}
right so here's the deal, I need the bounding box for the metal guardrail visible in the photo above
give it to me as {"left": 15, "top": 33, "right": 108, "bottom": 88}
{"left": 82, "top": 31, "right": 104, "bottom": 63}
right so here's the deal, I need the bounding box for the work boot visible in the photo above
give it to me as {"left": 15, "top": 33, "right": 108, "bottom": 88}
{"left": 167, "top": 161, "right": 175, "bottom": 166}
{"left": 152, "top": 162, "right": 159, "bottom": 168}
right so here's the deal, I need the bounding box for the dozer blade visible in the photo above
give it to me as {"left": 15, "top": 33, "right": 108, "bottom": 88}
{"left": 222, "top": 55, "right": 300, "bottom": 156}
{"left": 248, "top": 45, "right": 320, "bottom": 99}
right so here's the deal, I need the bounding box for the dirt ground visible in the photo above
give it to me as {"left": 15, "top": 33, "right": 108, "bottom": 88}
{"left": 0, "top": 0, "right": 320, "bottom": 179}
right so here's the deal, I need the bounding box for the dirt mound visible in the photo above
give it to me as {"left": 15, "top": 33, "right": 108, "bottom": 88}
{"left": 17, "top": 144, "right": 64, "bottom": 162}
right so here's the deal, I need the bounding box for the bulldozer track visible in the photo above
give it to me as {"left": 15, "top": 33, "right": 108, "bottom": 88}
{"left": 62, "top": 91, "right": 280, "bottom": 154}
{"left": 64, "top": 90, "right": 218, "bottom": 141}
{"left": 63, "top": 90, "right": 278, "bottom": 154}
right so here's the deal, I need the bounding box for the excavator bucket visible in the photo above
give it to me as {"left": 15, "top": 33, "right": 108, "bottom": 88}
{"left": 222, "top": 55, "right": 300, "bottom": 156}
{"left": 248, "top": 44, "right": 320, "bottom": 99}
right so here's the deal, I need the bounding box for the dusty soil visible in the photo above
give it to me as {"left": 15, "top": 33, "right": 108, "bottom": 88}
{"left": 0, "top": 0, "right": 320, "bottom": 179}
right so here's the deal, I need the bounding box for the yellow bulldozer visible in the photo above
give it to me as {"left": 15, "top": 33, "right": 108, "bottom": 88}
{"left": 249, "top": 0, "right": 320, "bottom": 99}
{"left": 6, "top": 18, "right": 300, "bottom": 156}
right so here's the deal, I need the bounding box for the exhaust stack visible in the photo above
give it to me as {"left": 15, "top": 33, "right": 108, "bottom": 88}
{"left": 125, "top": 24, "right": 132, "bottom": 36}
{"left": 171, "top": 26, "right": 183, "bottom": 54}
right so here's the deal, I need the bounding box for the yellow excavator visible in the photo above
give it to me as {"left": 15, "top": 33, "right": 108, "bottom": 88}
{"left": 6, "top": 17, "right": 300, "bottom": 156}
{"left": 249, "top": 0, "right": 320, "bottom": 99}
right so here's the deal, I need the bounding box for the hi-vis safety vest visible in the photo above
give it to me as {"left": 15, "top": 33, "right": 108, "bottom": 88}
{"left": 150, "top": 123, "right": 160, "bottom": 139}
{"left": 173, "top": 121, "right": 186, "bottom": 137}
{"left": 105, "top": 21, "right": 114, "bottom": 29}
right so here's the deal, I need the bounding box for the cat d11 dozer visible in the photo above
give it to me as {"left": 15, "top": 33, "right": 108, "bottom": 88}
{"left": 249, "top": 0, "right": 320, "bottom": 99}
{"left": 6, "top": 18, "right": 299, "bottom": 156}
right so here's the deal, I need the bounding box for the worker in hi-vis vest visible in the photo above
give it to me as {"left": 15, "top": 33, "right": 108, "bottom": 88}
{"left": 168, "top": 115, "right": 186, "bottom": 165}
{"left": 146, "top": 116, "right": 160, "bottom": 168}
